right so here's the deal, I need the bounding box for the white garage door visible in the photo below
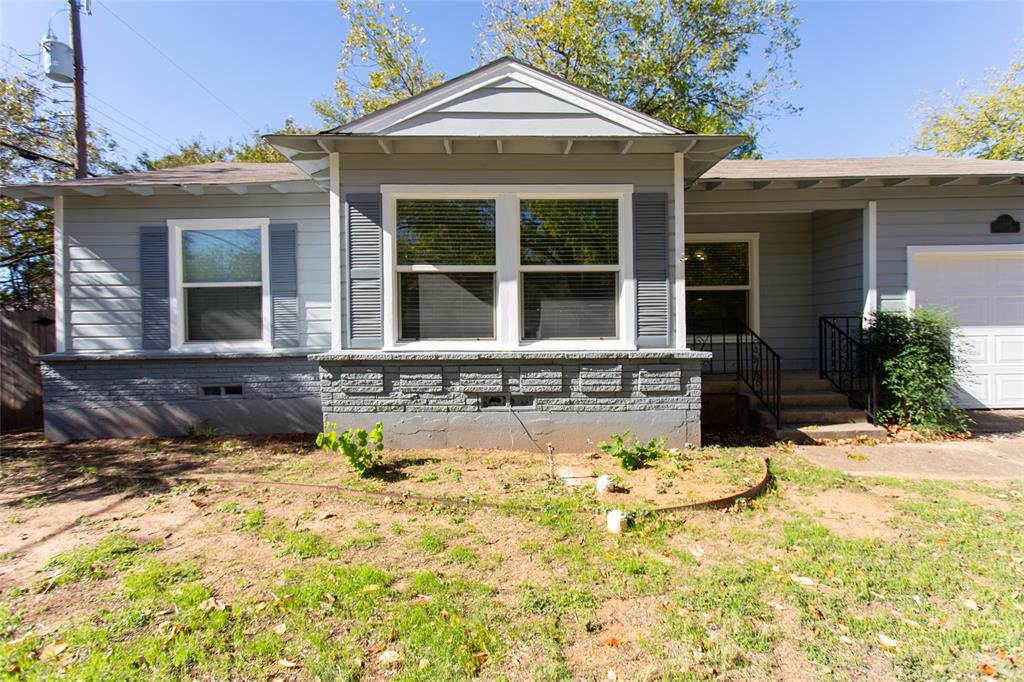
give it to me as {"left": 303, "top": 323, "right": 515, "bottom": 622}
{"left": 912, "top": 249, "right": 1024, "bottom": 408}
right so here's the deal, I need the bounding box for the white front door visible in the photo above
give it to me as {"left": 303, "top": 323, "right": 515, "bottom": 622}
{"left": 911, "top": 248, "right": 1024, "bottom": 408}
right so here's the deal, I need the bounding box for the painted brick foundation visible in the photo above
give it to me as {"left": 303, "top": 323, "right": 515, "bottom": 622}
{"left": 41, "top": 353, "right": 321, "bottom": 439}
{"left": 315, "top": 350, "right": 708, "bottom": 451}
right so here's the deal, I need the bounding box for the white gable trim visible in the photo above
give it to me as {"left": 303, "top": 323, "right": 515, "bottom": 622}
{"left": 337, "top": 60, "right": 682, "bottom": 137}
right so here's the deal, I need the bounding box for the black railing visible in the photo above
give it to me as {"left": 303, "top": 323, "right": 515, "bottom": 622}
{"left": 687, "top": 319, "right": 782, "bottom": 428}
{"left": 819, "top": 316, "right": 879, "bottom": 421}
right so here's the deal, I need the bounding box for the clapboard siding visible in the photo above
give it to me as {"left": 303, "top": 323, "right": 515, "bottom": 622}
{"left": 811, "top": 209, "right": 863, "bottom": 319}
{"left": 688, "top": 213, "right": 816, "bottom": 369}
{"left": 63, "top": 193, "right": 330, "bottom": 351}
{"left": 877, "top": 197, "right": 1024, "bottom": 311}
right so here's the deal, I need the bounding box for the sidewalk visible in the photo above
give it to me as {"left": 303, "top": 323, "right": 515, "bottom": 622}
{"left": 799, "top": 434, "right": 1024, "bottom": 481}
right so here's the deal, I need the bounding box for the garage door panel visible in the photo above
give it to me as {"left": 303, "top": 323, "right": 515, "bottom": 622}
{"left": 994, "top": 334, "right": 1024, "bottom": 364}
{"left": 995, "top": 375, "right": 1024, "bottom": 407}
{"left": 913, "top": 248, "right": 1024, "bottom": 409}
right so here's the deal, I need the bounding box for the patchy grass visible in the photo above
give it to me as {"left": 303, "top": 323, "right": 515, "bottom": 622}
{"left": 0, "top": 432, "right": 1021, "bottom": 680}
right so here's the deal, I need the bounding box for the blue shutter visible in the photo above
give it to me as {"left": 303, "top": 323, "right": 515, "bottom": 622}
{"left": 347, "top": 194, "right": 383, "bottom": 348}
{"left": 633, "top": 194, "right": 670, "bottom": 347}
{"left": 140, "top": 225, "right": 170, "bottom": 350}
{"left": 269, "top": 223, "right": 299, "bottom": 348}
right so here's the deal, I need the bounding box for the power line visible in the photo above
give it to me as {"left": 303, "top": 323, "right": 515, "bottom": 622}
{"left": 0, "top": 139, "right": 86, "bottom": 173}
{"left": 87, "top": 99, "right": 175, "bottom": 155}
{"left": 86, "top": 104, "right": 170, "bottom": 156}
{"left": 88, "top": 91, "right": 179, "bottom": 149}
{"left": 95, "top": 0, "right": 257, "bottom": 130}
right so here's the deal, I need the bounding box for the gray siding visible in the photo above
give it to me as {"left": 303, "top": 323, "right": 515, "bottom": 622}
{"left": 688, "top": 213, "right": 816, "bottom": 370}
{"left": 811, "top": 209, "right": 863, "bottom": 319}
{"left": 877, "top": 197, "right": 1024, "bottom": 312}
{"left": 63, "top": 193, "right": 330, "bottom": 351}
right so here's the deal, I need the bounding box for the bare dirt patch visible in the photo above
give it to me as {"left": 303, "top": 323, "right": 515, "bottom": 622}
{"left": 792, "top": 488, "right": 897, "bottom": 540}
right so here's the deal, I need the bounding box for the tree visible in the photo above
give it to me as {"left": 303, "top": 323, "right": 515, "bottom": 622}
{"left": 313, "top": 0, "right": 445, "bottom": 127}
{"left": 916, "top": 58, "right": 1024, "bottom": 160}
{"left": 137, "top": 118, "right": 313, "bottom": 170}
{"left": 481, "top": 0, "right": 800, "bottom": 155}
{"left": 1, "top": 75, "right": 124, "bottom": 309}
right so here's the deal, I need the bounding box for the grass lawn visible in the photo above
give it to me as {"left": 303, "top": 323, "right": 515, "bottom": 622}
{"left": 0, "top": 433, "right": 1021, "bottom": 680}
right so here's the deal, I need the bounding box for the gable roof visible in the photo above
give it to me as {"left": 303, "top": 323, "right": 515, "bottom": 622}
{"left": 329, "top": 57, "right": 687, "bottom": 137}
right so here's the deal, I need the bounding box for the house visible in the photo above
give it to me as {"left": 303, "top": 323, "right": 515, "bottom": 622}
{"left": 3, "top": 58, "right": 1022, "bottom": 447}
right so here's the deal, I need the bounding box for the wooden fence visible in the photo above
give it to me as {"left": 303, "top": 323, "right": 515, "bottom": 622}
{"left": 1, "top": 309, "right": 56, "bottom": 433}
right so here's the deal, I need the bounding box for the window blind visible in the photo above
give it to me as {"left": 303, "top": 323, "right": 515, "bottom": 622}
{"left": 520, "top": 199, "right": 618, "bottom": 266}
{"left": 397, "top": 199, "right": 496, "bottom": 265}
{"left": 400, "top": 273, "right": 495, "bottom": 340}
{"left": 522, "top": 272, "right": 616, "bottom": 339}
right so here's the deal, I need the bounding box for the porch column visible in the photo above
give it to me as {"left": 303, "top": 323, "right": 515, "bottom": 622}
{"left": 329, "top": 151, "right": 343, "bottom": 350}
{"left": 53, "top": 194, "right": 67, "bottom": 352}
{"left": 862, "top": 199, "right": 878, "bottom": 321}
{"left": 673, "top": 152, "right": 687, "bottom": 348}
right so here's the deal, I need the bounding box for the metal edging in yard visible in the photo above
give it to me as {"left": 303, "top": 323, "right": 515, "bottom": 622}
{"left": 88, "top": 457, "right": 772, "bottom": 518}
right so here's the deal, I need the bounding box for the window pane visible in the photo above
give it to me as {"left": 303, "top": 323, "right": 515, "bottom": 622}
{"left": 186, "top": 287, "right": 262, "bottom": 341}
{"left": 520, "top": 199, "right": 618, "bottom": 266}
{"left": 684, "top": 242, "right": 749, "bottom": 286}
{"left": 397, "top": 199, "right": 496, "bottom": 265}
{"left": 400, "top": 273, "right": 494, "bottom": 340}
{"left": 686, "top": 290, "right": 748, "bottom": 327}
{"left": 182, "top": 229, "right": 262, "bottom": 283}
{"left": 522, "top": 272, "right": 616, "bottom": 339}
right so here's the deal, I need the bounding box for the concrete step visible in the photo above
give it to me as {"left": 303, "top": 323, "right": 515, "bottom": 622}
{"left": 778, "top": 406, "right": 868, "bottom": 425}
{"left": 780, "top": 391, "right": 852, "bottom": 408}
{"left": 771, "top": 422, "right": 888, "bottom": 444}
{"left": 780, "top": 372, "right": 837, "bottom": 392}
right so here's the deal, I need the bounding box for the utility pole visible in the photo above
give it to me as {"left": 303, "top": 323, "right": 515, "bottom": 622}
{"left": 69, "top": 0, "right": 87, "bottom": 178}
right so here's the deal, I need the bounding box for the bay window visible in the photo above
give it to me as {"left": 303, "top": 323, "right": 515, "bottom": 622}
{"left": 171, "top": 218, "right": 270, "bottom": 348}
{"left": 684, "top": 234, "right": 759, "bottom": 331}
{"left": 382, "top": 186, "right": 633, "bottom": 349}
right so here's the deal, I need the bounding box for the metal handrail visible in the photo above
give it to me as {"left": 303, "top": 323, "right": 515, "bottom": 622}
{"left": 687, "top": 319, "right": 782, "bottom": 428}
{"left": 819, "top": 316, "right": 879, "bottom": 422}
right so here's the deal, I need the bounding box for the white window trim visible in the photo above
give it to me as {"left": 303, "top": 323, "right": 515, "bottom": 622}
{"left": 168, "top": 217, "right": 271, "bottom": 351}
{"left": 684, "top": 232, "right": 760, "bottom": 334}
{"left": 381, "top": 184, "right": 635, "bottom": 351}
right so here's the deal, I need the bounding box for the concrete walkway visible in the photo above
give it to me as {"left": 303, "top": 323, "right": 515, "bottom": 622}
{"left": 800, "top": 434, "right": 1024, "bottom": 481}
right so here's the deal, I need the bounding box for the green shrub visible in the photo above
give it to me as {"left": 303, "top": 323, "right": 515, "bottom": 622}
{"left": 865, "top": 308, "right": 966, "bottom": 433}
{"left": 597, "top": 431, "right": 665, "bottom": 470}
{"left": 316, "top": 421, "right": 384, "bottom": 476}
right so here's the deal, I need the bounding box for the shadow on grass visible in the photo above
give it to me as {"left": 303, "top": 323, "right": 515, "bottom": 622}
{"left": 365, "top": 456, "right": 441, "bottom": 482}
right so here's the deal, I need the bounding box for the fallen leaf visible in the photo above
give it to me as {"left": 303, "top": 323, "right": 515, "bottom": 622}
{"left": 40, "top": 641, "right": 69, "bottom": 661}
{"left": 846, "top": 453, "right": 868, "bottom": 461}
{"left": 413, "top": 595, "right": 433, "bottom": 605}
{"left": 366, "top": 642, "right": 386, "bottom": 655}
{"left": 790, "top": 575, "right": 815, "bottom": 587}
{"left": 979, "top": 663, "right": 997, "bottom": 676}
{"left": 601, "top": 635, "right": 621, "bottom": 647}
{"left": 377, "top": 650, "right": 400, "bottom": 665}
{"left": 277, "top": 658, "right": 301, "bottom": 669}
{"left": 361, "top": 584, "right": 381, "bottom": 593}
{"left": 191, "top": 498, "right": 207, "bottom": 508}
{"left": 199, "top": 597, "right": 227, "bottom": 612}
{"left": 472, "top": 652, "right": 489, "bottom": 664}
{"left": 272, "top": 622, "right": 287, "bottom": 635}
{"left": 877, "top": 633, "right": 899, "bottom": 649}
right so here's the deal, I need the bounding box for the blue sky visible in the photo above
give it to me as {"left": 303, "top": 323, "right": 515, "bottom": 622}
{"left": 1, "top": 0, "right": 1021, "bottom": 164}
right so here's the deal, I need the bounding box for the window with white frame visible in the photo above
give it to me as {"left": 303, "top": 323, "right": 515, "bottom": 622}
{"left": 172, "top": 219, "right": 270, "bottom": 346}
{"left": 520, "top": 199, "right": 619, "bottom": 339}
{"left": 382, "top": 186, "right": 633, "bottom": 349}
{"left": 684, "top": 235, "right": 758, "bottom": 329}
{"left": 396, "top": 199, "right": 497, "bottom": 340}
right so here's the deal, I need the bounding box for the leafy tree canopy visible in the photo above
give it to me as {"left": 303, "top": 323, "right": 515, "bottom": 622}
{"left": 313, "top": 0, "right": 446, "bottom": 127}
{"left": 916, "top": 58, "right": 1024, "bottom": 160}
{"left": 1, "top": 75, "right": 124, "bottom": 309}
{"left": 481, "top": 0, "right": 800, "bottom": 156}
{"left": 137, "top": 118, "right": 313, "bottom": 170}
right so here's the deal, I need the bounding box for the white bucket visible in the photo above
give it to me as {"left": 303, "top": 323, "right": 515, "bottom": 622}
{"left": 606, "top": 510, "right": 628, "bottom": 534}
{"left": 595, "top": 474, "right": 615, "bottom": 493}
